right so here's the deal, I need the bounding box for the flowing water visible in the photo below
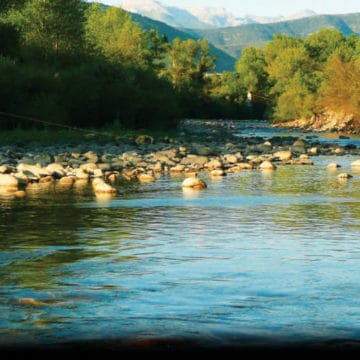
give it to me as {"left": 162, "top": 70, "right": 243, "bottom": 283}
{"left": 1, "top": 128, "right": 360, "bottom": 348}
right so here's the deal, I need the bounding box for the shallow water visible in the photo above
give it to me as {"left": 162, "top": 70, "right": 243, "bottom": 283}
{"left": 1, "top": 154, "right": 360, "bottom": 348}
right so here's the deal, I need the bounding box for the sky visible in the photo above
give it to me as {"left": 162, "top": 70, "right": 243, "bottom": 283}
{"left": 98, "top": 0, "right": 360, "bottom": 17}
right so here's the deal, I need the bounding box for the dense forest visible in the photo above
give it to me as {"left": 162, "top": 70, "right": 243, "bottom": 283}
{"left": 0, "top": 0, "right": 360, "bottom": 131}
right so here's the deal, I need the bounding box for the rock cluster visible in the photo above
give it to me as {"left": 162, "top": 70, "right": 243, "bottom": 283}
{"left": 0, "top": 120, "right": 359, "bottom": 199}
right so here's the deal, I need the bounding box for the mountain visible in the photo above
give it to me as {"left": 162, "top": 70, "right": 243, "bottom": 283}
{"left": 190, "top": 13, "right": 360, "bottom": 58}
{"left": 129, "top": 13, "right": 237, "bottom": 72}
{"left": 120, "top": 0, "right": 318, "bottom": 29}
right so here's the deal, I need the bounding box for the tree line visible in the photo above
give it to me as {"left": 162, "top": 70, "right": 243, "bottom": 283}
{"left": 1, "top": 1, "right": 359, "bottom": 131}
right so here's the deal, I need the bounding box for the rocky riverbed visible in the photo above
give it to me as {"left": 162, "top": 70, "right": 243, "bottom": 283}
{"left": 1, "top": 120, "right": 360, "bottom": 199}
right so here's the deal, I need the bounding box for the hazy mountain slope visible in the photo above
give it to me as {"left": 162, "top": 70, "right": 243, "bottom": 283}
{"left": 120, "top": 0, "right": 318, "bottom": 29}
{"left": 190, "top": 13, "right": 360, "bottom": 58}
{"left": 129, "top": 13, "right": 237, "bottom": 71}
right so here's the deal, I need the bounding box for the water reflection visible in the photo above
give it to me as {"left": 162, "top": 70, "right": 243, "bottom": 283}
{"left": 1, "top": 155, "right": 360, "bottom": 346}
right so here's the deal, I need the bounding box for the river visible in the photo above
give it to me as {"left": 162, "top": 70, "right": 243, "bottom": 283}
{"left": 1, "top": 123, "right": 360, "bottom": 350}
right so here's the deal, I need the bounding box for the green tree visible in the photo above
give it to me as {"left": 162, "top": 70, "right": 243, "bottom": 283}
{"left": 0, "top": 0, "right": 28, "bottom": 14}
{"left": 20, "top": 0, "right": 85, "bottom": 64}
{"left": 306, "top": 29, "right": 346, "bottom": 63}
{"left": 319, "top": 54, "right": 360, "bottom": 119}
{"left": 164, "top": 37, "right": 215, "bottom": 94}
{"left": 84, "top": 3, "right": 149, "bottom": 68}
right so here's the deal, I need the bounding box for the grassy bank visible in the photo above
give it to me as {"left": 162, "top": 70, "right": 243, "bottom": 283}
{"left": 0, "top": 127, "right": 182, "bottom": 147}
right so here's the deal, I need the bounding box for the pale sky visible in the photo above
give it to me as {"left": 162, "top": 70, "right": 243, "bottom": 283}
{"left": 98, "top": 0, "right": 360, "bottom": 17}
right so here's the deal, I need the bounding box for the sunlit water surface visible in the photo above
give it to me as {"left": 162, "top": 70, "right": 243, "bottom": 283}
{"left": 1, "top": 149, "right": 360, "bottom": 347}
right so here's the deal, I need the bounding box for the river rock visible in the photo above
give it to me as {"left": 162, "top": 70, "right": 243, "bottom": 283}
{"left": 153, "top": 149, "right": 178, "bottom": 161}
{"left": 14, "top": 173, "right": 29, "bottom": 186}
{"left": 46, "top": 163, "right": 66, "bottom": 177}
{"left": 14, "top": 190, "right": 26, "bottom": 198}
{"left": 194, "top": 145, "right": 217, "bottom": 157}
{"left": 80, "top": 162, "right": 98, "bottom": 173}
{"left": 180, "top": 155, "right": 209, "bottom": 167}
{"left": 83, "top": 151, "right": 98, "bottom": 163}
{"left": 206, "top": 159, "right": 223, "bottom": 170}
{"left": 223, "top": 154, "right": 239, "bottom": 164}
{"left": 179, "top": 146, "right": 187, "bottom": 155}
{"left": 333, "top": 148, "right": 345, "bottom": 155}
{"left": 338, "top": 173, "right": 353, "bottom": 179}
{"left": 17, "top": 163, "right": 50, "bottom": 178}
{"left": 0, "top": 165, "right": 11, "bottom": 174}
{"left": 273, "top": 150, "right": 293, "bottom": 161}
{"left": 122, "top": 169, "right": 138, "bottom": 181}
{"left": 246, "top": 155, "right": 262, "bottom": 164}
{"left": 135, "top": 135, "right": 154, "bottom": 146}
{"left": 170, "top": 164, "right": 186, "bottom": 173}
{"left": 210, "top": 169, "right": 226, "bottom": 177}
{"left": 259, "top": 160, "right": 277, "bottom": 171}
{"left": 92, "top": 169, "right": 103, "bottom": 178}
{"left": 39, "top": 176, "right": 53, "bottom": 183}
{"left": 59, "top": 177, "right": 74, "bottom": 186}
{"left": 327, "top": 163, "right": 341, "bottom": 169}
{"left": 293, "top": 139, "right": 306, "bottom": 147}
{"left": 54, "top": 153, "right": 70, "bottom": 164}
{"left": 308, "top": 147, "right": 318, "bottom": 155}
{"left": 351, "top": 160, "right": 360, "bottom": 168}
{"left": 181, "top": 177, "right": 207, "bottom": 190}
{"left": 152, "top": 155, "right": 176, "bottom": 167}
{"left": 138, "top": 173, "right": 156, "bottom": 183}
{"left": 92, "top": 179, "right": 117, "bottom": 194}
{"left": 74, "top": 169, "right": 89, "bottom": 180}
{"left": 152, "top": 161, "right": 163, "bottom": 173}
{"left": 0, "top": 174, "right": 18, "bottom": 188}
{"left": 34, "top": 153, "right": 53, "bottom": 165}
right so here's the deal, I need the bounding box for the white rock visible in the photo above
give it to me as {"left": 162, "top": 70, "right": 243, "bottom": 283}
{"left": 92, "top": 179, "right": 117, "bottom": 194}
{"left": 327, "top": 163, "right": 341, "bottom": 169}
{"left": 181, "top": 177, "right": 207, "bottom": 190}
{"left": 0, "top": 174, "right": 19, "bottom": 188}
{"left": 273, "top": 151, "right": 293, "bottom": 161}
{"left": 338, "top": 173, "right": 353, "bottom": 179}
{"left": 351, "top": 160, "right": 360, "bottom": 168}
{"left": 259, "top": 160, "right": 277, "bottom": 171}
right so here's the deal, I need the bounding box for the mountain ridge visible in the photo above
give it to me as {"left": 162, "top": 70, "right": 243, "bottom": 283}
{"left": 190, "top": 13, "right": 360, "bottom": 58}
{"left": 120, "top": 0, "right": 319, "bottom": 29}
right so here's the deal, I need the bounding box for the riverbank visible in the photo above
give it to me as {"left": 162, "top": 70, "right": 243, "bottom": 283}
{"left": 1, "top": 119, "right": 360, "bottom": 198}
{"left": 274, "top": 111, "right": 360, "bottom": 135}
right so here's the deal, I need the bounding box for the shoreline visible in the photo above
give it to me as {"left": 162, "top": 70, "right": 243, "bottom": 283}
{"left": 1, "top": 120, "right": 360, "bottom": 198}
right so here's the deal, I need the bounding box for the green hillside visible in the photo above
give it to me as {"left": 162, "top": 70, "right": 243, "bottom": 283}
{"left": 191, "top": 13, "right": 360, "bottom": 58}
{"left": 130, "top": 13, "right": 237, "bottom": 72}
